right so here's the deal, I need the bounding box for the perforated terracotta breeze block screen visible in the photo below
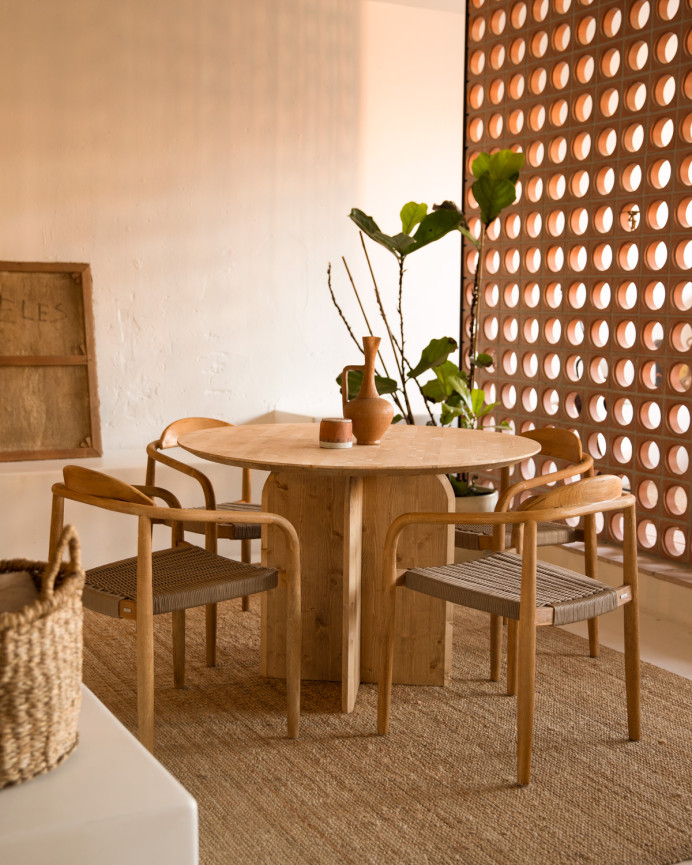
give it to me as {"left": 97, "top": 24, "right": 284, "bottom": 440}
{"left": 463, "top": 0, "right": 692, "bottom": 564}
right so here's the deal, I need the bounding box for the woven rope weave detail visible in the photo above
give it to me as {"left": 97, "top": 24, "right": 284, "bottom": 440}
{"left": 85, "top": 545, "right": 277, "bottom": 617}
{"left": 215, "top": 501, "right": 262, "bottom": 540}
{"left": 167, "top": 501, "right": 262, "bottom": 540}
{"left": 406, "top": 552, "right": 618, "bottom": 625}
{"left": 454, "top": 521, "right": 583, "bottom": 550}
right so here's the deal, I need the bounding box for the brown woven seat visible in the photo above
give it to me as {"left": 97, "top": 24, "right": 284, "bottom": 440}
{"left": 84, "top": 544, "right": 277, "bottom": 618}
{"left": 50, "top": 466, "right": 301, "bottom": 751}
{"left": 454, "top": 520, "right": 583, "bottom": 551}
{"left": 378, "top": 475, "right": 641, "bottom": 786}
{"left": 406, "top": 552, "right": 618, "bottom": 626}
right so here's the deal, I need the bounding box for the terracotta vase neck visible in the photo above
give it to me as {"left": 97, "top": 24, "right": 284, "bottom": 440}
{"left": 358, "top": 336, "right": 380, "bottom": 399}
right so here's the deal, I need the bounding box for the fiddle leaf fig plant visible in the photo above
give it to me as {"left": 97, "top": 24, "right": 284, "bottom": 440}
{"left": 327, "top": 147, "right": 524, "bottom": 457}
{"left": 466, "top": 148, "right": 524, "bottom": 390}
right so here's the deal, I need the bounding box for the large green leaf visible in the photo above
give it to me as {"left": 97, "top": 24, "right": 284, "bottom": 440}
{"left": 470, "top": 388, "right": 487, "bottom": 417}
{"left": 471, "top": 152, "right": 491, "bottom": 179}
{"left": 336, "top": 370, "right": 398, "bottom": 399}
{"left": 488, "top": 149, "right": 524, "bottom": 182}
{"left": 407, "top": 337, "right": 458, "bottom": 379}
{"left": 406, "top": 208, "right": 465, "bottom": 255}
{"left": 470, "top": 149, "right": 524, "bottom": 226}
{"left": 421, "top": 361, "right": 470, "bottom": 404}
{"left": 472, "top": 149, "right": 524, "bottom": 182}
{"left": 348, "top": 209, "right": 414, "bottom": 258}
{"left": 472, "top": 175, "right": 517, "bottom": 227}
{"left": 420, "top": 377, "right": 446, "bottom": 403}
{"left": 400, "top": 201, "right": 428, "bottom": 235}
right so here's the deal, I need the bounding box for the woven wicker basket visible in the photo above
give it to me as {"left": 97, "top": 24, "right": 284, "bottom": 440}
{"left": 0, "top": 525, "right": 85, "bottom": 788}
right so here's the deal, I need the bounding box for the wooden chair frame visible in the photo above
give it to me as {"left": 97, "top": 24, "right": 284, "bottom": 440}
{"left": 49, "top": 469, "right": 301, "bottom": 752}
{"left": 146, "top": 417, "right": 257, "bottom": 662}
{"left": 378, "top": 476, "right": 640, "bottom": 786}
{"left": 487, "top": 428, "right": 597, "bottom": 678}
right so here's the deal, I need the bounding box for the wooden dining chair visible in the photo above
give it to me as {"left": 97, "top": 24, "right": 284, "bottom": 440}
{"left": 455, "top": 427, "right": 598, "bottom": 679}
{"left": 146, "top": 417, "right": 261, "bottom": 665}
{"left": 378, "top": 475, "right": 640, "bottom": 786}
{"left": 49, "top": 466, "right": 301, "bottom": 752}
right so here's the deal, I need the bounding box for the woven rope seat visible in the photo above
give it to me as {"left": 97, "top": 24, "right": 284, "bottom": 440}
{"left": 405, "top": 552, "right": 618, "bottom": 626}
{"left": 84, "top": 544, "right": 277, "bottom": 618}
{"left": 454, "top": 521, "right": 584, "bottom": 551}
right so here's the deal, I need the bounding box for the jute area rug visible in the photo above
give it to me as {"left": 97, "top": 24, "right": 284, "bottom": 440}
{"left": 83, "top": 600, "right": 692, "bottom": 865}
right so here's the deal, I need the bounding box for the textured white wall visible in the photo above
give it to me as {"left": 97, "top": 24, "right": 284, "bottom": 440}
{"left": 0, "top": 0, "right": 464, "bottom": 559}
{"left": 0, "top": 0, "right": 464, "bottom": 453}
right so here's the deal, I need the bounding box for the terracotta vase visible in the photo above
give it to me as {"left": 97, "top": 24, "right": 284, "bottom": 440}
{"left": 341, "top": 336, "right": 394, "bottom": 445}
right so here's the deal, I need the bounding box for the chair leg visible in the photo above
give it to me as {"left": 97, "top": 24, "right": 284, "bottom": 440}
{"left": 584, "top": 510, "right": 600, "bottom": 658}
{"left": 241, "top": 538, "right": 251, "bottom": 611}
{"left": 516, "top": 612, "right": 536, "bottom": 786}
{"left": 506, "top": 618, "right": 519, "bottom": 696}
{"left": 136, "top": 617, "right": 155, "bottom": 752}
{"left": 136, "top": 518, "right": 155, "bottom": 752}
{"left": 516, "top": 521, "right": 537, "bottom": 786}
{"left": 172, "top": 609, "right": 185, "bottom": 688}
{"left": 587, "top": 617, "right": 599, "bottom": 657}
{"left": 490, "top": 614, "right": 503, "bottom": 682}
{"left": 286, "top": 584, "right": 301, "bottom": 739}
{"left": 623, "top": 505, "right": 641, "bottom": 740}
{"left": 205, "top": 603, "right": 217, "bottom": 666}
{"left": 377, "top": 582, "right": 398, "bottom": 736}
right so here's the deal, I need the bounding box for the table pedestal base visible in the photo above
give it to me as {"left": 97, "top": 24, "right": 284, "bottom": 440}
{"left": 260, "top": 470, "right": 454, "bottom": 712}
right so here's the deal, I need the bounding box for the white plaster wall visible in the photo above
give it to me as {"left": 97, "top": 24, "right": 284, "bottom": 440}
{"left": 346, "top": 1, "right": 466, "bottom": 422}
{"left": 0, "top": 0, "right": 464, "bottom": 452}
{"left": 0, "top": 0, "right": 465, "bottom": 556}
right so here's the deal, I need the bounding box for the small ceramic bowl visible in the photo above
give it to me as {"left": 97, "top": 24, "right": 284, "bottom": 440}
{"left": 319, "top": 417, "right": 353, "bottom": 448}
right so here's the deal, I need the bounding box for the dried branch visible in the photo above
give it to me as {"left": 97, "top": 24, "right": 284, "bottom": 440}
{"left": 359, "top": 232, "right": 414, "bottom": 422}
{"left": 327, "top": 263, "right": 363, "bottom": 355}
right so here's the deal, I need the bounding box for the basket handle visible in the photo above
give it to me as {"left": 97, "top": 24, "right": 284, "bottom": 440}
{"left": 42, "top": 525, "right": 83, "bottom": 600}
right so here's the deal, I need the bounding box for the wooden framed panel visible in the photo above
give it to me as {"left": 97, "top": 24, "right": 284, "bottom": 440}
{"left": 0, "top": 262, "right": 102, "bottom": 461}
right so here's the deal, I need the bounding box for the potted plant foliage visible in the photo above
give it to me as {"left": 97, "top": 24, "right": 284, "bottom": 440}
{"left": 328, "top": 148, "right": 524, "bottom": 501}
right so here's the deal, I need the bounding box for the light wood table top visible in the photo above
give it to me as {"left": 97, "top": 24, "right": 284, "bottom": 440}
{"left": 179, "top": 422, "right": 540, "bottom": 476}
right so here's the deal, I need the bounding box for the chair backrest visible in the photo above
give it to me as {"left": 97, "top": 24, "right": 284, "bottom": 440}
{"left": 519, "top": 427, "right": 584, "bottom": 464}
{"left": 383, "top": 475, "right": 635, "bottom": 571}
{"left": 520, "top": 474, "right": 623, "bottom": 514}
{"left": 63, "top": 465, "right": 154, "bottom": 506}
{"left": 145, "top": 417, "right": 245, "bottom": 508}
{"left": 497, "top": 427, "right": 594, "bottom": 513}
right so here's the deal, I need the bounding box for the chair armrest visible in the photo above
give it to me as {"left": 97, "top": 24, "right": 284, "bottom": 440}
{"left": 145, "top": 442, "right": 218, "bottom": 509}
{"left": 133, "top": 485, "right": 183, "bottom": 509}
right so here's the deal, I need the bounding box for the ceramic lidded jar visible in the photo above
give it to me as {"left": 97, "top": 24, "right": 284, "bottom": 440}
{"left": 341, "top": 336, "right": 394, "bottom": 445}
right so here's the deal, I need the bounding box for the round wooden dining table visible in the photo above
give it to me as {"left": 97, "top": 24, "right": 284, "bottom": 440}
{"left": 179, "top": 422, "right": 540, "bottom": 712}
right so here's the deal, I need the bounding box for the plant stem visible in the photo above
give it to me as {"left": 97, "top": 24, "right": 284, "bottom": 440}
{"left": 341, "top": 256, "right": 393, "bottom": 382}
{"left": 396, "top": 254, "right": 415, "bottom": 424}
{"left": 467, "top": 226, "right": 486, "bottom": 391}
{"left": 360, "top": 232, "right": 404, "bottom": 357}
{"left": 327, "top": 263, "right": 363, "bottom": 355}
{"left": 359, "top": 232, "right": 414, "bottom": 423}
{"left": 332, "top": 261, "right": 407, "bottom": 420}
{"left": 410, "top": 377, "right": 438, "bottom": 425}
